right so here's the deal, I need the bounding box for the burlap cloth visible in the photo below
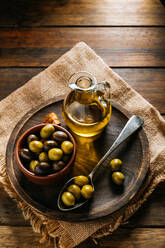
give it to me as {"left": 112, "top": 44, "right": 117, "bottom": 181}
{"left": 0, "top": 42, "right": 165, "bottom": 248}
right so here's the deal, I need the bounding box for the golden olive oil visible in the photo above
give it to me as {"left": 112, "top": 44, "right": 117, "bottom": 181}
{"left": 62, "top": 90, "right": 111, "bottom": 137}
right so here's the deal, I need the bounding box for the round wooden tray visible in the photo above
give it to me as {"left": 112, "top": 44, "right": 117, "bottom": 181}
{"left": 6, "top": 96, "right": 149, "bottom": 222}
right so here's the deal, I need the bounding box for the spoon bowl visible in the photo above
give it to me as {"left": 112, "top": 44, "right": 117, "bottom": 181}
{"left": 58, "top": 176, "right": 94, "bottom": 211}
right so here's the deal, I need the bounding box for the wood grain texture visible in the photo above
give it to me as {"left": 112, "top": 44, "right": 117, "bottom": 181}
{"left": 0, "top": 0, "right": 165, "bottom": 27}
{"left": 0, "top": 226, "right": 53, "bottom": 248}
{"left": 0, "top": 190, "right": 29, "bottom": 226}
{"left": 0, "top": 68, "right": 43, "bottom": 101}
{"left": 79, "top": 228, "right": 165, "bottom": 248}
{"left": 0, "top": 28, "right": 165, "bottom": 67}
{"left": 0, "top": 68, "right": 165, "bottom": 113}
{"left": 114, "top": 68, "right": 165, "bottom": 114}
{"left": 0, "top": 226, "right": 164, "bottom": 248}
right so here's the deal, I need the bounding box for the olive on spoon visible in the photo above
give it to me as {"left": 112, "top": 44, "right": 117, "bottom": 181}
{"left": 58, "top": 115, "right": 144, "bottom": 211}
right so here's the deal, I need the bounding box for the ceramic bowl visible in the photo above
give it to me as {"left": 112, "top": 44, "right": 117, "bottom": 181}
{"left": 15, "top": 124, "right": 76, "bottom": 186}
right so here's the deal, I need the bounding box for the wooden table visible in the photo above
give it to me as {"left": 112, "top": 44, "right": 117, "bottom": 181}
{"left": 0, "top": 0, "right": 165, "bottom": 247}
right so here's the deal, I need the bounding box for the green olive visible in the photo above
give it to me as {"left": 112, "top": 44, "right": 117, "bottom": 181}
{"left": 29, "top": 140, "right": 43, "bottom": 153}
{"left": 67, "top": 184, "right": 81, "bottom": 200}
{"left": 29, "top": 160, "right": 39, "bottom": 172}
{"left": 110, "top": 158, "right": 122, "bottom": 172}
{"left": 81, "top": 185, "right": 94, "bottom": 199}
{"left": 112, "top": 172, "right": 125, "bottom": 185}
{"left": 61, "top": 192, "right": 75, "bottom": 207}
{"left": 27, "top": 134, "right": 38, "bottom": 144}
{"left": 48, "top": 148, "right": 63, "bottom": 161}
{"left": 74, "top": 175, "right": 89, "bottom": 186}
{"left": 39, "top": 152, "right": 48, "bottom": 162}
{"left": 40, "top": 124, "right": 55, "bottom": 139}
{"left": 61, "top": 141, "right": 73, "bottom": 154}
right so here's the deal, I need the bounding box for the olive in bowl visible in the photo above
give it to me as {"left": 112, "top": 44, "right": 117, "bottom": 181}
{"left": 15, "top": 124, "right": 76, "bottom": 186}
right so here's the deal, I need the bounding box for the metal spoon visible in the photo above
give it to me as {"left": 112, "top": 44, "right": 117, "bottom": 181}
{"left": 58, "top": 115, "right": 143, "bottom": 211}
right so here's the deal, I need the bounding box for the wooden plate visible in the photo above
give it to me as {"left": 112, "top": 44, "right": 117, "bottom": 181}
{"left": 6, "top": 96, "right": 149, "bottom": 222}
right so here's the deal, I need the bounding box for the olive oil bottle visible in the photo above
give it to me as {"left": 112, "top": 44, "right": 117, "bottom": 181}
{"left": 62, "top": 71, "right": 111, "bottom": 137}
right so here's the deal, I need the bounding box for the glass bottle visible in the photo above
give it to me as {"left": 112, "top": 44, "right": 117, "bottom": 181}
{"left": 62, "top": 71, "right": 111, "bottom": 137}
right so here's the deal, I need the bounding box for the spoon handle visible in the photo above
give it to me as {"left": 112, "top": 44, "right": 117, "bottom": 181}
{"left": 89, "top": 115, "right": 143, "bottom": 179}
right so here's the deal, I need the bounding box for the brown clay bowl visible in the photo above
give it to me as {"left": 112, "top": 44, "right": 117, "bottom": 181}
{"left": 15, "top": 124, "right": 76, "bottom": 186}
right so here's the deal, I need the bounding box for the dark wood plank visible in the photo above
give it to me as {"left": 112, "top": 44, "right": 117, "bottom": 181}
{"left": 0, "top": 226, "right": 54, "bottom": 248}
{"left": 0, "top": 68, "right": 43, "bottom": 101}
{"left": 0, "top": 28, "right": 165, "bottom": 67}
{"left": 0, "top": 190, "right": 29, "bottom": 226}
{"left": 79, "top": 228, "right": 165, "bottom": 248}
{"left": 114, "top": 68, "right": 165, "bottom": 114}
{"left": 0, "top": 226, "right": 164, "bottom": 248}
{"left": 0, "top": 0, "right": 165, "bottom": 27}
{"left": 0, "top": 68, "right": 165, "bottom": 113}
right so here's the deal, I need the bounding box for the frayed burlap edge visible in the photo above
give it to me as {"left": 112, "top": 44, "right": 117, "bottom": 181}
{"left": 0, "top": 157, "right": 165, "bottom": 247}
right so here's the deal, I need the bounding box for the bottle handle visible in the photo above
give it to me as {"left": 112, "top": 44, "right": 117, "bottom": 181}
{"left": 96, "top": 81, "right": 111, "bottom": 102}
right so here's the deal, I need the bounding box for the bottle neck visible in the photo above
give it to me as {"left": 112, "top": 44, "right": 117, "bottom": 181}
{"left": 73, "top": 89, "right": 95, "bottom": 105}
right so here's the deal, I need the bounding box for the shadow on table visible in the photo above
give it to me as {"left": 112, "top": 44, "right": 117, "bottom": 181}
{"left": 1, "top": 0, "right": 165, "bottom": 27}
{"left": 0, "top": 0, "right": 70, "bottom": 26}
{"left": 160, "top": 0, "right": 165, "bottom": 6}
